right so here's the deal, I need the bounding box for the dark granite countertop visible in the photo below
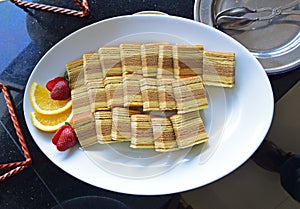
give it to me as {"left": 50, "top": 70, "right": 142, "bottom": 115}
{"left": 0, "top": 1, "right": 299, "bottom": 209}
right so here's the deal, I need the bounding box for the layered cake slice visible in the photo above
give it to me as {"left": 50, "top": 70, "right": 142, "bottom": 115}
{"left": 67, "top": 59, "right": 84, "bottom": 90}
{"left": 157, "top": 78, "right": 176, "bottom": 111}
{"left": 83, "top": 53, "right": 108, "bottom": 112}
{"left": 173, "top": 45, "right": 204, "bottom": 78}
{"left": 67, "top": 59, "right": 86, "bottom": 118}
{"left": 94, "top": 111, "right": 116, "bottom": 143}
{"left": 104, "top": 76, "right": 124, "bottom": 108}
{"left": 83, "top": 53, "right": 103, "bottom": 84}
{"left": 123, "top": 74, "right": 143, "bottom": 107}
{"left": 151, "top": 116, "right": 178, "bottom": 152}
{"left": 120, "top": 43, "right": 143, "bottom": 75}
{"left": 98, "top": 47, "right": 122, "bottom": 77}
{"left": 170, "top": 111, "right": 208, "bottom": 149}
{"left": 111, "top": 107, "right": 140, "bottom": 141}
{"left": 66, "top": 59, "right": 98, "bottom": 148}
{"left": 86, "top": 81, "right": 108, "bottom": 112}
{"left": 157, "top": 45, "right": 174, "bottom": 78}
{"left": 203, "top": 51, "right": 235, "bottom": 87}
{"left": 141, "top": 43, "right": 166, "bottom": 78}
{"left": 172, "top": 76, "right": 208, "bottom": 114}
{"left": 130, "top": 114, "right": 155, "bottom": 149}
{"left": 140, "top": 78, "right": 160, "bottom": 112}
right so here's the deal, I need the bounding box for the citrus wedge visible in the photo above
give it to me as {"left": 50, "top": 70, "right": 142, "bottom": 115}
{"left": 30, "top": 82, "right": 72, "bottom": 115}
{"left": 30, "top": 108, "right": 73, "bottom": 132}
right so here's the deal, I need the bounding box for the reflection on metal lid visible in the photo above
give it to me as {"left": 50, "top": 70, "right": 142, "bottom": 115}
{"left": 194, "top": 0, "right": 300, "bottom": 74}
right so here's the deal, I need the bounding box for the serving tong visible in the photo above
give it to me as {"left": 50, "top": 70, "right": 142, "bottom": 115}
{"left": 215, "top": 0, "right": 300, "bottom": 30}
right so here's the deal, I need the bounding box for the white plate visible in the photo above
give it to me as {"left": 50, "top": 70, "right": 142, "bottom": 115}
{"left": 23, "top": 15, "right": 274, "bottom": 195}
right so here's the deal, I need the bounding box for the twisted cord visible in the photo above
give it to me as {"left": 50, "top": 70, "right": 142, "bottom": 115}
{"left": 10, "top": 0, "right": 89, "bottom": 17}
{"left": 0, "top": 83, "right": 32, "bottom": 181}
{"left": 0, "top": 160, "right": 30, "bottom": 170}
{"left": 0, "top": 165, "right": 30, "bottom": 182}
{"left": 74, "top": 0, "right": 90, "bottom": 16}
{"left": 1, "top": 84, "right": 32, "bottom": 160}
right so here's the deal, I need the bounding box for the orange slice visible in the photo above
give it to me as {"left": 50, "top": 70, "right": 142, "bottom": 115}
{"left": 30, "top": 108, "right": 73, "bottom": 132}
{"left": 30, "top": 82, "right": 72, "bottom": 115}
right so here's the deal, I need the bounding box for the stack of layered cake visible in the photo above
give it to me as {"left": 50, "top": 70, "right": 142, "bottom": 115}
{"left": 66, "top": 43, "right": 235, "bottom": 152}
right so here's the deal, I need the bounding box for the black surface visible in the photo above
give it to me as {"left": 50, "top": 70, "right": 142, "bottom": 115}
{"left": 0, "top": 0, "right": 299, "bottom": 208}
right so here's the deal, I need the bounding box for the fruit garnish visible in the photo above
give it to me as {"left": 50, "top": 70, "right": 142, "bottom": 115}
{"left": 30, "top": 108, "right": 72, "bottom": 132}
{"left": 52, "top": 123, "right": 78, "bottom": 151}
{"left": 51, "top": 123, "right": 70, "bottom": 145}
{"left": 46, "top": 76, "right": 65, "bottom": 91}
{"left": 30, "top": 82, "right": 72, "bottom": 115}
{"left": 50, "top": 80, "right": 71, "bottom": 100}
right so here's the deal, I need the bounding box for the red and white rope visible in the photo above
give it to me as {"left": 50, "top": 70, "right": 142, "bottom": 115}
{"left": 10, "top": 0, "right": 90, "bottom": 17}
{"left": 0, "top": 83, "right": 32, "bottom": 181}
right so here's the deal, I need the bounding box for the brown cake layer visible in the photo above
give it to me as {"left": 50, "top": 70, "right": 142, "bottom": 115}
{"left": 111, "top": 107, "right": 140, "bottom": 141}
{"left": 66, "top": 59, "right": 98, "bottom": 147}
{"left": 141, "top": 43, "right": 167, "bottom": 77}
{"left": 66, "top": 59, "right": 84, "bottom": 90}
{"left": 123, "top": 74, "right": 143, "bottom": 107}
{"left": 140, "top": 78, "right": 160, "bottom": 112}
{"left": 157, "top": 45, "right": 174, "bottom": 78}
{"left": 203, "top": 51, "right": 235, "bottom": 87}
{"left": 99, "top": 47, "right": 122, "bottom": 77}
{"left": 157, "top": 78, "right": 177, "bottom": 111}
{"left": 104, "top": 76, "right": 124, "bottom": 108}
{"left": 173, "top": 45, "right": 204, "bottom": 78}
{"left": 130, "top": 114, "right": 155, "bottom": 149}
{"left": 151, "top": 116, "right": 178, "bottom": 152}
{"left": 83, "top": 53, "right": 103, "bottom": 83}
{"left": 95, "top": 111, "right": 115, "bottom": 143}
{"left": 120, "top": 44, "right": 143, "bottom": 75}
{"left": 172, "top": 76, "right": 208, "bottom": 114}
{"left": 170, "top": 111, "right": 208, "bottom": 149}
{"left": 86, "top": 81, "right": 108, "bottom": 112}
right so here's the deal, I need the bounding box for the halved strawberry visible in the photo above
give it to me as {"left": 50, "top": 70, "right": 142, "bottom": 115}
{"left": 46, "top": 77, "right": 65, "bottom": 91}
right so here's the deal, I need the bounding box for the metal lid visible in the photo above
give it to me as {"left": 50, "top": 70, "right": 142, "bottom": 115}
{"left": 194, "top": 0, "right": 300, "bottom": 74}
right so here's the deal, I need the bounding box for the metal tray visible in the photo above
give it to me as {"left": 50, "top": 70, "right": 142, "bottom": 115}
{"left": 194, "top": 0, "right": 300, "bottom": 74}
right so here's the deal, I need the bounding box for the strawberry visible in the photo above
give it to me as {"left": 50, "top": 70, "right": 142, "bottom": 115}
{"left": 50, "top": 79, "right": 71, "bottom": 100}
{"left": 52, "top": 124, "right": 78, "bottom": 151}
{"left": 52, "top": 124, "right": 69, "bottom": 145}
{"left": 46, "top": 77, "right": 65, "bottom": 91}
